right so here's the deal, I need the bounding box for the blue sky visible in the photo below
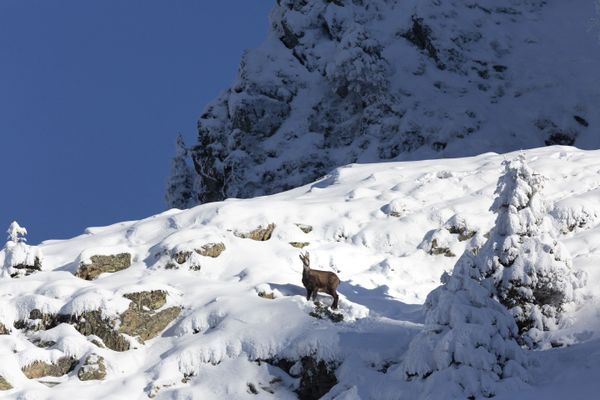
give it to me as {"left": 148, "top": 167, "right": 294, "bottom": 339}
{"left": 0, "top": 1, "right": 273, "bottom": 244}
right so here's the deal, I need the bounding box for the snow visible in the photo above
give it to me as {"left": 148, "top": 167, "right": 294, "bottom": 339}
{"left": 2, "top": 147, "right": 600, "bottom": 398}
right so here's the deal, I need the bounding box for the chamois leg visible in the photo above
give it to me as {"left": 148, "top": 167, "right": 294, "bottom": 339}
{"left": 306, "top": 288, "right": 312, "bottom": 301}
{"left": 329, "top": 290, "right": 339, "bottom": 309}
{"left": 311, "top": 290, "right": 318, "bottom": 301}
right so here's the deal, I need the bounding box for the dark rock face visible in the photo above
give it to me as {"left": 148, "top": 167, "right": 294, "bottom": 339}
{"left": 289, "top": 241, "right": 310, "bottom": 249}
{"left": 545, "top": 131, "right": 577, "bottom": 146}
{"left": 296, "top": 357, "right": 338, "bottom": 400}
{"left": 261, "top": 356, "right": 338, "bottom": 400}
{"left": 76, "top": 253, "right": 132, "bottom": 280}
{"left": 173, "top": 243, "right": 226, "bottom": 265}
{"left": 0, "top": 322, "right": 9, "bottom": 335}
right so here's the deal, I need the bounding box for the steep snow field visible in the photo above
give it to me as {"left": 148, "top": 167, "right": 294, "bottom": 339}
{"left": 2, "top": 146, "right": 600, "bottom": 399}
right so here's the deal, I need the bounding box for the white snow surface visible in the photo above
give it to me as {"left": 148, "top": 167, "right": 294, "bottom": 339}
{"left": 2, "top": 147, "right": 600, "bottom": 399}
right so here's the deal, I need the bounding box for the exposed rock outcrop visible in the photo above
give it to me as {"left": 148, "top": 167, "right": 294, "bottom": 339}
{"left": 309, "top": 302, "right": 343, "bottom": 323}
{"left": 446, "top": 217, "right": 476, "bottom": 242}
{"left": 173, "top": 243, "right": 226, "bottom": 265}
{"left": 295, "top": 224, "right": 313, "bottom": 234}
{"left": 261, "top": 356, "right": 338, "bottom": 400}
{"left": 289, "top": 242, "right": 309, "bottom": 249}
{"left": 78, "top": 354, "right": 107, "bottom": 381}
{"left": 234, "top": 224, "right": 275, "bottom": 241}
{"left": 0, "top": 376, "right": 12, "bottom": 390}
{"left": 22, "top": 357, "right": 77, "bottom": 379}
{"left": 123, "top": 290, "right": 167, "bottom": 310}
{"left": 76, "top": 253, "right": 132, "bottom": 280}
{"left": 13, "top": 291, "right": 180, "bottom": 352}
{"left": 14, "top": 309, "right": 57, "bottom": 332}
{"left": 119, "top": 291, "right": 181, "bottom": 343}
{"left": 74, "top": 291, "right": 180, "bottom": 350}
{"left": 196, "top": 242, "right": 226, "bottom": 258}
{"left": 428, "top": 238, "right": 456, "bottom": 258}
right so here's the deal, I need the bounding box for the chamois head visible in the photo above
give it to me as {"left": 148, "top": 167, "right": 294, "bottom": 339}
{"left": 299, "top": 252, "right": 310, "bottom": 272}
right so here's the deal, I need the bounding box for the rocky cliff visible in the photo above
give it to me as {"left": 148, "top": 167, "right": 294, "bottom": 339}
{"left": 177, "top": 0, "right": 600, "bottom": 206}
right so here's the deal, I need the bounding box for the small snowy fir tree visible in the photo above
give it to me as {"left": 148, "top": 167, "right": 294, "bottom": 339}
{"left": 7, "top": 220, "right": 27, "bottom": 243}
{"left": 0, "top": 221, "right": 43, "bottom": 278}
{"left": 398, "top": 250, "right": 530, "bottom": 399}
{"left": 165, "top": 134, "right": 197, "bottom": 209}
{"left": 398, "top": 155, "right": 587, "bottom": 398}
{"left": 487, "top": 155, "right": 585, "bottom": 347}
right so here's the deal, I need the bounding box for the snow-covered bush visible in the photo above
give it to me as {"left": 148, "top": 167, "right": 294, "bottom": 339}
{"left": 0, "top": 221, "right": 43, "bottom": 278}
{"left": 487, "top": 155, "right": 586, "bottom": 347}
{"left": 165, "top": 134, "right": 197, "bottom": 209}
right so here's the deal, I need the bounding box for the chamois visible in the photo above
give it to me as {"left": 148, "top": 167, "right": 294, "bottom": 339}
{"left": 299, "top": 252, "right": 340, "bottom": 309}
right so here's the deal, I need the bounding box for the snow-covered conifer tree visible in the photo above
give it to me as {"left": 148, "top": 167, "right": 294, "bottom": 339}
{"left": 398, "top": 155, "right": 586, "bottom": 398}
{"left": 0, "top": 221, "right": 43, "bottom": 278}
{"left": 398, "top": 247, "right": 530, "bottom": 399}
{"left": 7, "top": 221, "right": 27, "bottom": 243}
{"left": 488, "top": 155, "right": 585, "bottom": 346}
{"left": 165, "top": 134, "right": 197, "bottom": 209}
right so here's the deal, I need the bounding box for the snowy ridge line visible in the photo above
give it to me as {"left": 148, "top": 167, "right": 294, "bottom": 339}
{"left": 1, "top": 146, "right": 600, "bottom": 398}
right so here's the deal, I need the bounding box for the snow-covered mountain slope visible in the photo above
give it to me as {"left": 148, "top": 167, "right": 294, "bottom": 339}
{"left": 178, "top": 0, "right": 600, "bottom": 206}
{"left": 3, "top": 146, "right": 600, "bottom": 399}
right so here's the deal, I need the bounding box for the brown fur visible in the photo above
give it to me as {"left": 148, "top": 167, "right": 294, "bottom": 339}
{"left": 299, "top": 252, "right": 340, "bottom": 309}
